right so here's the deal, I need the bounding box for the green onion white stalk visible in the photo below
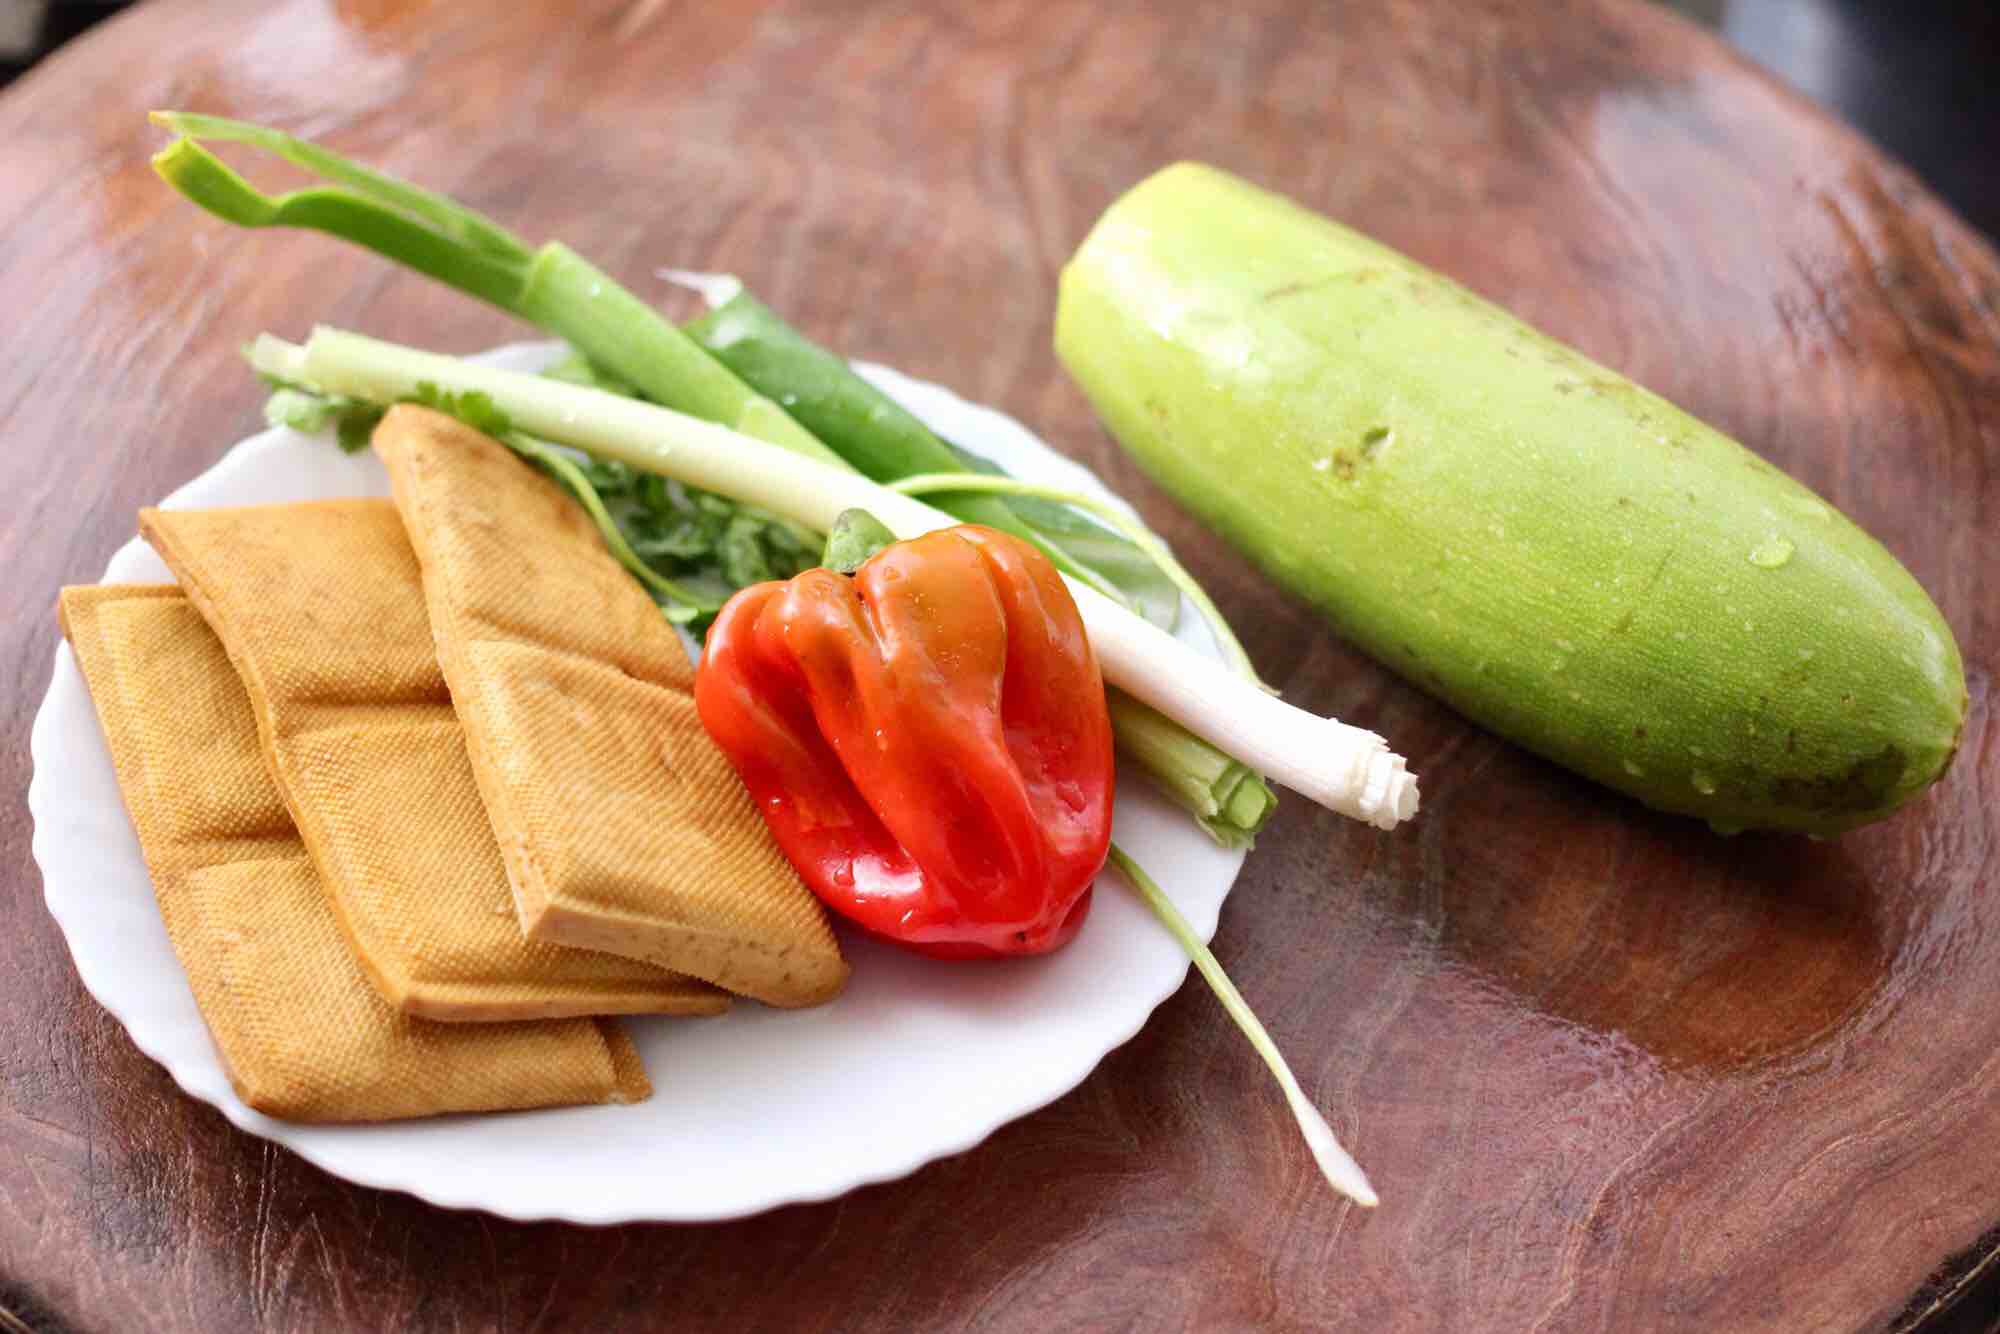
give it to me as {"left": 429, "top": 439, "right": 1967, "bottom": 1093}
{"left": 253, "top": 327, "right": 1420, "bottom": 832}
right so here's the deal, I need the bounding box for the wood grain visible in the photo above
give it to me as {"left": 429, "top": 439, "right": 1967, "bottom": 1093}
{"left": 2, "top": 0, "right": 1995, "bottom": 1329}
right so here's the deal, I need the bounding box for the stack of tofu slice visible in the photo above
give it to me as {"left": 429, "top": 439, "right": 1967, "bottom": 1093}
{"left": 62, "top": 406, "right": 846, "bottom": 1122}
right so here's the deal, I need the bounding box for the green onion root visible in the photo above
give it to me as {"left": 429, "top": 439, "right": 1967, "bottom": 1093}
{"left": 1107, "top": 844, "right": 1378, "bottom": 1208}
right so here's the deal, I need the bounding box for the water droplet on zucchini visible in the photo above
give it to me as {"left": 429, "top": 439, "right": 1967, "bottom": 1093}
{"left": 1748, "top": 535, "right": 1795, "bottom": 568}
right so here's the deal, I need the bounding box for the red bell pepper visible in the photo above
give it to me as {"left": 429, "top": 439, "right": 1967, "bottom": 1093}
{"left": 694, "top": 525, "right": 1115, "bottom": 958}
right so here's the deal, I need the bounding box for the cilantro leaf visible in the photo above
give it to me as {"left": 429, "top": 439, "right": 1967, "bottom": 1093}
{"left": 263, "top": 348, "right": 820, "bottom": 632}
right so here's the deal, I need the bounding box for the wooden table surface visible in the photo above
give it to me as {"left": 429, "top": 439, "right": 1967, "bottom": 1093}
{"left": 4, "top": 0, "right": 1996, "bottom": 1329}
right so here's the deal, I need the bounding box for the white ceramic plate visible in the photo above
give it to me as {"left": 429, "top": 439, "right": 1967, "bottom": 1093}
{"left": 27, "top": 344, "right": 1243, "bottom": 1223}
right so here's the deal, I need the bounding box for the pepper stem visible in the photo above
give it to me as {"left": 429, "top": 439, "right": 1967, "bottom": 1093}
{"left": 1106, "top": 843, "right": 1378, "bottom": 1209}
{"left": 821, "top": 508, "right": 898, "bottom": 573}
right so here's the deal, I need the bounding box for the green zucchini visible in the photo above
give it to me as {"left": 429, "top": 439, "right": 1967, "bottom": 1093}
{"left": 1055, "top": 163, "right": 1966, "bottom": 834}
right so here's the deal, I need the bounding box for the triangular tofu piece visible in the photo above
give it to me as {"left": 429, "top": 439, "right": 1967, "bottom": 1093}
{"left": 140, "top": 500, "right": 726, "bottom": 1022}
{"left": 374, "top": 406, "right": 848, "bottom": 1007}
{"left": 59, "top": 585, "right": 650, "bottom": 1121}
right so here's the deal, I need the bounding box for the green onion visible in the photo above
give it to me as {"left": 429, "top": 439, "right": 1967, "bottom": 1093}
{"left": 679, "top": 283, "right": 1145, "bottom": 611}
{"left": 156, "top": 112, "right": 1286, "bottom": 847}
{"left": 149, "top": 112, "right": 841, "bottom": 468}
{"left": 1105, "top": 693, "right": 1274, "bottom": 847}
{"left": 671, "top": 278, "right": 1273, "bottom": 843}
{"left": 251, "top": 326, "right": 1419, "bottom": 834}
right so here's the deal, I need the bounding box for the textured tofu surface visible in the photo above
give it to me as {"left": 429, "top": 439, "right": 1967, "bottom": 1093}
{"left": 139, "top": 501, "right": 725, "bottom": 1022}
{"left": 374, "top": 407, "right": 848, "bottom": 1007}
{"left": 58, "top": 585, "right": 651, "bottom": 1121}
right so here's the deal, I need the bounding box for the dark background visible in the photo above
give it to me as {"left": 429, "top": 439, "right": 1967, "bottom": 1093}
{"left": 1659, "top": 0, "right": 1999, "bottom": 242}
{"left": 2, "top": 1, "right": 1995, "bottom": 1331}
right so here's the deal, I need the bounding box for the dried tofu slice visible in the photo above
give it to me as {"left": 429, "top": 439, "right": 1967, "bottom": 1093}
{"left": 374, "top": 406, "right": 848, "bottom": 1007}
{"left": 139, "top": 500, "right": 726, "bottom": 1023}
{"left": 58, "top": 585, "right": 650, "bottom": 1121}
